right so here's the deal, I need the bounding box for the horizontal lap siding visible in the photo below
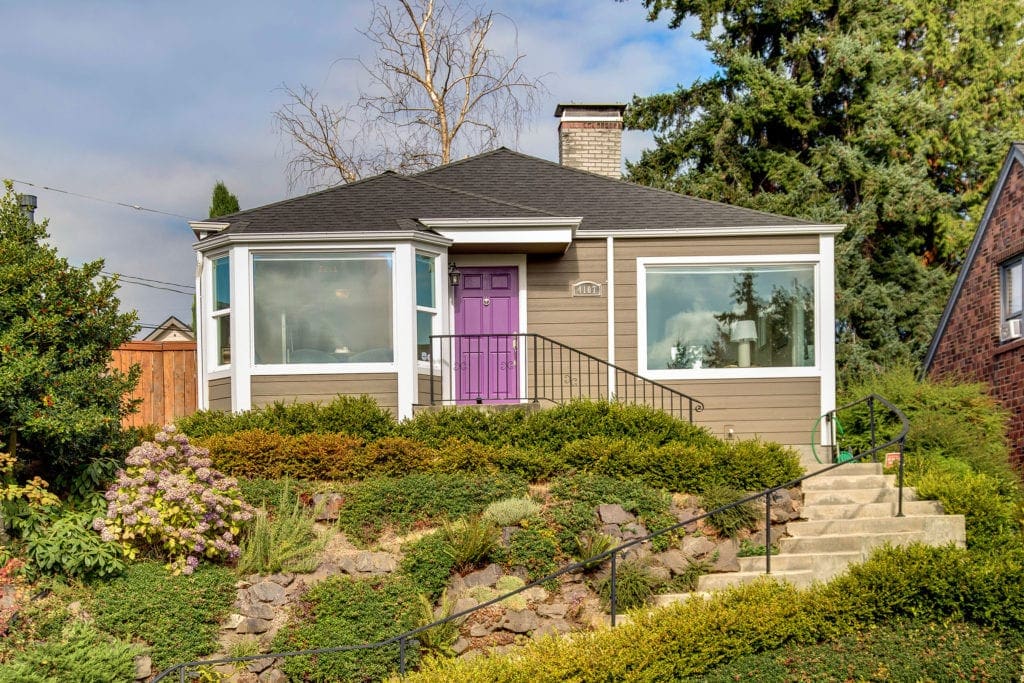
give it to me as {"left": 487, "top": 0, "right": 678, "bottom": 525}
{"left": 208, "top": 377, "right": 231, "bottom": 413}
{"left": 527, "top": 240, "right": 607, "bottom": 358}
{"left": 417, "top": 372, "right": 441, "bottom": 405}
{"left": 250, "top": 374, "right": 399, "bottom": 416}
{"left": 614, "top": 236, "right": 822, "bottom": 445}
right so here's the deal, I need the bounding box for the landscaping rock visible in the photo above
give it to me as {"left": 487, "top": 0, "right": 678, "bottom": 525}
{"left": 452, "top": 637, "right": 473, "bottom": 655}
{"left": 463, "top": 563, "right": 502, "bottom": 589}
{"left": 597, "top": 504, "right": 635, "bottom": 525}
{"left": 469, "top": 623, "right": 493, "bottom": 637}
{"left": 681, "top": 536, "right": 716, "bottom": 559}
{"left": 644, "top": 565, "right": 671, "bottom": 582}
{"left": 246, "top": 657, "right": 274, "bottom": 674}
{"left": 133, "top": 655, "right": 152, "bottom": 680}
{"left": 308, "top": 562, "right": 342, "bottom": 584}
{"left": 259, "top": 669, "right": 287, "bottom": 683}
{"left": 266, "top": 573, "right": 294, "bottom": 587}
{"left": 533, "top": 619, "right": 572, "bottom": 638}
{"left": 353, "top": 551, "right": 397, "bottom": 574}
{"left": 653, "top": 549, "right": 690, "bottom": 576}
{"left": 600, "top": 523, "right": 622, "bottom": 538}
{"left": 501, "top": 609, "right": 539, "bottom": 633}
{"left": 236, "top": 618, "right": 272, "bottom": 635}
{"left": 241, "top": 602, "right": 276, "bottom": 620}
{"left": 250, "top": 581, "right": 286, "bottom": 604}
{"left": 448, "top": 574, "right": 467, "bottom": 595}
{"left": 536, "top": 602, "right": 568, "bottom": 618}
{"left": 453, "top": 597, "right": 479, "bottom": 613}
{"left": 222, "top": 613, "right": 245, "bottom": 630}
{"left": 619, "top": 522, "right": 648, "bottom": 540}
{"left": 713, "top": 539, "right": 740, "bottom": 572}
{"left": 313, "top": 493, "right": 345, "bottom": 522}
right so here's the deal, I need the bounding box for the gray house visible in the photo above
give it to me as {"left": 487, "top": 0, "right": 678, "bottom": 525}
{"left": 190, "top": 104, "right": 840, "bottom": 448}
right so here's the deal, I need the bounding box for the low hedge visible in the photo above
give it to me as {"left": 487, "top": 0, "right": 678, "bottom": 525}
{"left": 401, "top": 544, "right": 1024, "bottom": 681}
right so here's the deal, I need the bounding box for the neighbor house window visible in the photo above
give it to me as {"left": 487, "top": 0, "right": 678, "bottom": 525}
{"left": 1001, "top": 257, "right": 1023, "bottom": 324}
{"left": 251, "top": 252, "right": 393, "bottom": 364}
{"left": 644, "top": 264, "right": 815, "bottom": 371}
{"left": 211, "top": 255, "right": 231, "bottom": 366}
{"left": 416, "top": 253, "right": 437, "bottom": 362}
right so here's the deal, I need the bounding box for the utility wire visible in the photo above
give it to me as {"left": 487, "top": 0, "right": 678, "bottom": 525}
{"left": 101, "top": 276, "right": 194, "bottom": 296}
{"left": 10, "top": 178, "right": 193, "bottom": 220}
{"left": 101, "top": 271, "right": 194, "bottom": 290}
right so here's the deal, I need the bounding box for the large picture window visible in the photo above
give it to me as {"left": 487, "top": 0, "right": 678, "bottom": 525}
{"left": 644, "top": 264, "right": 816, "bottom": 371}
{"left": 252, "top": 252, "right": 394, "bottom": 365}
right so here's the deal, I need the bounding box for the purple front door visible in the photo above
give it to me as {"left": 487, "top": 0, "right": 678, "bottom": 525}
{"left": 454, "top": 266, "right": 519, "bottom": 403}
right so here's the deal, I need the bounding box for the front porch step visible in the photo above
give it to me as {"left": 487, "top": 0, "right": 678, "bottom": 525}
{"left": 802, "top": 474, "right": 894, "bottom": 491}
{"left": 697, "top": 569, "right": 816, "bottom": 591}
{"left": 801, "top": 462, "right": 883, "bottom": 476}
{"left": 801, "top": 499, "right": 944, "bottom": 520}
{"left": 802, "top": 487, "right": 918, "bottom": 506}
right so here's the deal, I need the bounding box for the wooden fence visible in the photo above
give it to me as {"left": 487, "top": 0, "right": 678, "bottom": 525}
{"left": 110, "top": 341, "right": 197, "bottom": 428}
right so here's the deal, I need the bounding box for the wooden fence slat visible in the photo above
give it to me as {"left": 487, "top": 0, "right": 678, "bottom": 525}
{"left": 110, "top": 341, "right": 197, "bottom": 428}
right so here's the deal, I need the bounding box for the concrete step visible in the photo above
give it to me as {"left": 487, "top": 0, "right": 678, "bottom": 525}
{"left": 697, "top": 569, "right": 816, "bottom": 591}
{"left": 802, "top": 474, "right": 894, "bottom": 491}
{"left": 738, "top": 551, "right": 861, "bottom": 578}
{"left": 801, "top": 462, "right": 883, "bottom": 476}
{"left": 650, "top": 592, "right": 713, "bottom": 608}
{"left": 801, "top": 499, "right": 944, "bottom": 520}
{"left": 786, "top": 515, "right": 948, "bottom": 537}
{"left": 777, "top": 531, "right": 923, "bottom": 555}
{"left": 803, "top": 487, "right": 918, "bottom": 506}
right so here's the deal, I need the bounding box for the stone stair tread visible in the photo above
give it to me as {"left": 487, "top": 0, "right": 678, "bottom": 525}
{"left": 650, "top": 592, "right": 714, "bottom": 607}
{"left": 698, "top": 569, "right": 816, "bottom": 591}
{"left": 801, "top": 462, "right": 883, "bottom": 475}
{"left": 737, "top": 551, "right": 861, "bottom": 573}
{"left": 803, "top": 487, "right": 919, "bottom": 505}
{"left": 802, "top": 474, "right": 896, "bottom": 491}
{"left": 801, "top": 500, "right": 944, "bottom": 520}
{"left": 786, "top": 515, "right": 956, "bottom": 537}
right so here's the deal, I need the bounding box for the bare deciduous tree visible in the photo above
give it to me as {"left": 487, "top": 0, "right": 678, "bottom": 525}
{"left": 275, "top": 0, "right": 547, "bottom": 191}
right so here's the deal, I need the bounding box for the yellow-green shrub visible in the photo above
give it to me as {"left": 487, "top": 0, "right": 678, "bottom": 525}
{"left": 199, "top": 429, "right": 365, "bottom": 479}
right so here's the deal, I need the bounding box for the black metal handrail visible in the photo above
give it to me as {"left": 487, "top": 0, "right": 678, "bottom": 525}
{"left": 427, "top": 332, "right": 705, "bottom": 423}
{"left": 154, "top": 394, "right": 909, "bottom": 681}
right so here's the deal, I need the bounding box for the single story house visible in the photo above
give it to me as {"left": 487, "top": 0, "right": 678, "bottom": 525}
{"left": 143, "top": 315, "right": 195, "bottom": 342}
{"left": 190, "top": 104, "right": 841, "bottom": 449}
{"left": 924, "top": 143, "right": 1024, "bottom": 467}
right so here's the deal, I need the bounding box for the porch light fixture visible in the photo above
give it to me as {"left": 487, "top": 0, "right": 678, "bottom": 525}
{"left": 448, "top": 261, "right": 461, "bottom": 287}
{"left": 731, "top": 319, "right": 758, "bottom": 368}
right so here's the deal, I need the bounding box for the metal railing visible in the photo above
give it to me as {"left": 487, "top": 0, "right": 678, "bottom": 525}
{"left": 154, "top": 393, "right": 909, "bottom": 681}
{"left": 427, "top": 333, "right": 705, "bottom": 423}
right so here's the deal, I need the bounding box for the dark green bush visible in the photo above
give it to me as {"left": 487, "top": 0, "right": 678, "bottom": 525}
{"left": 395, "top": 407, "right": 516, "bottom": 446}
{"left": 715, "top": 440, "right": 803, "bottom": 490}
{"left": 498, "top": 526, "right": 561, "bottom": 582}
{"left": 596, "top": 559, "right": 656, "bottom": 611}
{"left": 23, "top": 505, "right": 125, "bottom": 579}
{"left": 548, "top": 501, "right": 598, "bottom": 555}
{"left": 700, "top": 485, "right": 761, "bottom": 538}
{"left": 272, "top": 575, "right": 421, "bottom": 682}
{"left": 336, "top": 473, "right": 527, "bottom": 545}
{"left": 0, "top": 621, "right": 142, "bottom": 683}
{"left": 400, "top": 531, "right": 458, "bottom": 600}
{"left": 89, "top": 562, "right": 236, "bottom": 669}
{"left": 200, "top": 429, "right": 366, "bottom": 479}
{"left": 236, "top": 477, "right": 307, "bottom": 510}
{"left": 178, "top": 395, "right": 396, "bottom": 439}
{"left": 549, "top": 474, "right": 670, "bottom": 522}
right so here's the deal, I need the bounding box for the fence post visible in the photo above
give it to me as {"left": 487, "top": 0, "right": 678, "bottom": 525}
{"left": 868, "top": 395, "right": 877, "bottom": 462}
{"left": 764, "top": 492, "right": 772, "bottom": 575}
{"left": 399, "top": 636, "right": 407, "bottom": 674}
{"left": 609, "top": 551, "right": 618, "bottom": 627}
{"left": 896, "top": 436, "right": 906, "bottom": 517}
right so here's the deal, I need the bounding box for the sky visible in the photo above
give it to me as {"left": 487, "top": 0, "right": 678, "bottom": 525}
{"left": 0, "top": 1, "right": 713, "bottom": 336}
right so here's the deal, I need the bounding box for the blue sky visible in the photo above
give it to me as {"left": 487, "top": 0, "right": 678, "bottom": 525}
{"left": 0, "top": 1, "right": 712, "bottom": 333}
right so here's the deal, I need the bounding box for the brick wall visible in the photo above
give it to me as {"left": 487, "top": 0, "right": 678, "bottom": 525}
{"left": 929, "top": 158, "right": 1024, "bottom": 467}
{"left": 558, "top": 120, "right": 622, "bottom": 179}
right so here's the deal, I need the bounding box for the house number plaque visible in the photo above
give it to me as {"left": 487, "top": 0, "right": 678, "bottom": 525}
{"left": 572, "top": 281, "right": 602, "bottom": 297}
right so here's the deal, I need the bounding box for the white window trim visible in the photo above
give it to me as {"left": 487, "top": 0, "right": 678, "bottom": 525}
{"left": 415, "top": 250, "right": 443, "bottom": 371}
{"left": 1000, "top": 256, "right": 1023, "bottom": 322}
{"left": 206, "top": 252, "right": 232, "bottom": 374}
{"left": 637, "top": 254, "right": 823, "bottom": 381}
{"left": 247, "top": 246, "right": 401, "bottom": 375}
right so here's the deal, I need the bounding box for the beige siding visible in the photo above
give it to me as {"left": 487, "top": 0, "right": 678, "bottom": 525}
{"left": 250, "top": 373, "right": 399, "bottom": 416}
{"left": 208, "top": 377, "right": 231, "bottom": 412}
{"left": 417, "top": 372, "right": 442, "bottom": 405}
{"left": 526, "top": 240, "right": 607, "bottom": 357}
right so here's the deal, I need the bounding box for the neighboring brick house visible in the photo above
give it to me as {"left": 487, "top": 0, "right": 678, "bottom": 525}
{"left": 924, "top": 143, "right": 1024, "bottom": 468}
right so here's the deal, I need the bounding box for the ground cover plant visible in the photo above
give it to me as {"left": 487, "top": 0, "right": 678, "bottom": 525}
{"left": 0, "top": 621, "right": 142, "bottom": 683}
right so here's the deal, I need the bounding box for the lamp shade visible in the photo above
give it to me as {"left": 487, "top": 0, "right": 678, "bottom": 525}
{"left": 731, "top": 319, "right": 758, "bottom": 343}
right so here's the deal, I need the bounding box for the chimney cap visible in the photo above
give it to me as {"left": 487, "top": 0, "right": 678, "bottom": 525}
{"left": 18, "top": 194, "right": 37, "bottom": 210}
{"left": 554, "top": 103, "right": 626, "bottom": 118}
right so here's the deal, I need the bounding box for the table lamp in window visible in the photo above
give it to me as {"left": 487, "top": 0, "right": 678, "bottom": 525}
{"left": 731, "top": 319, "right": 758, "bottom": 368}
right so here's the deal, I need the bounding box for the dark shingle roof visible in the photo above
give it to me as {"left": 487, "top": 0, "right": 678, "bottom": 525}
{"left": 209, "top": 147, "right": 816, "bottom": 235}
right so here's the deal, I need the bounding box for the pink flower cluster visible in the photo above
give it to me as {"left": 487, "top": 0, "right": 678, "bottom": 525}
{"left": 92, "top": 425, "right": 254, "bottom": 575}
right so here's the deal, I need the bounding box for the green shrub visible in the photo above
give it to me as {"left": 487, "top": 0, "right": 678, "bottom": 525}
{"left": 362, "top": 436, "right": 438, "bottom": 475}
{"left": 236, "top": 477, "right": 305, "bottom": 510}
{"left": 715, "top": 440, "right": 802, "bottom": 491}
{"left": 395, "top": 407, "right": 510, "bottom": 446}
{"left": 336, "top": 473, "right": 527, "bottom": 545}
{"left": 90, "top": 562, "right": 236, "bottom": 669}
{"left": 272, "top": 575, "right": 421, "bottom": 682}
{"left": 414, "top": 590, "right": 464, "bottom": 659}
{"left": 549, "top": 474, "right": 671, "bottom": 522}
{"left": 178, "top": 395, "right": 397, "bottom": 439}
{"left": 700, "top": 485, "right": 760, "bottom": 538}
{"left": 499, "top": 526, "right": 560, "bottom": 582}
{"left": 201, "top": 429, "right": 367, "bottom": 480}
{"left": 575, "top": 531, "right": 615, "bottom": 570}
{"left": 441, "top": 516, "right": 499, "bottom": 571}
{"left": 23, "top": 505, "right": 125, "bottom": 579}
{"left": 482, "top": 497, "right": 542, "bottom": 527}
{"left": 237, "top": 483, "right": 326, "bottom": 575}
{"left": 400, "top": 531, "right": 457, "bottom": 600}
{"left": 596, "top": 559, "right": 656, "bottom": 611}
{"left": 914, "top": 463, "right": 1023, "bottom": 551}
{"left": 548, "top": 501, "right": 598, "bottom": 555}
{"left": 487, "top": 446, "right": 565, "bottom": 482}
{"left": 0, "top": 621, "right": 142, "bottom": 683}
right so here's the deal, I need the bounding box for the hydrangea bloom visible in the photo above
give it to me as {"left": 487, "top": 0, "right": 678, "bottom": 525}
{"left": 93, "top": 425, "right": 254, "bottom": 575}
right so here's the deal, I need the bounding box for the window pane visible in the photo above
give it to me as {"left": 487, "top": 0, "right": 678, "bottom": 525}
{"left": 646, "top": 265, "right": 815, "bottom": 370}
{"left": 213, "top": 256, "right": 230, "bottom": 311}
{"left": 1006, "top": 262, "right": 1022, "bottom": 317}
{"left": 416, "top": 254, "right": 435, "bottom": 308}
{"left": 252, "top": 253, "right": 393, "bottom": 364}
{"left": 417, "top": 310, "right": 435, "bottom": 361}
{"left": 217, "top": 315, "right": 231, "bottom": 365}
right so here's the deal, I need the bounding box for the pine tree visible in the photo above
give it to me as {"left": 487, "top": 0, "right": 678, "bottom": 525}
{"left": 0, "top": 182, "right": 139, "bottom": 474}
{"left": 628, "top": 0, "right": 1024, "bottom": 379}
{"left": 208, "top": 181, "right": 239, "bottom": 218}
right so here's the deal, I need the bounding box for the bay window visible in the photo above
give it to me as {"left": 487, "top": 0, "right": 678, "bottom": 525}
{"left": 211, "top": 255, "right": 231, "bottom": 366}
{"left": 416, "top": 253, "right": 437, "bottom": 362}
{"left": 251, "top": 252, "right": 394, "bottom": 365}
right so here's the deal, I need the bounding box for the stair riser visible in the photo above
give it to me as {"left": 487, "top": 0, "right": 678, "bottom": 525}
{"left": 801, "top": 462, "right": 883, "bottom": 476}
{"left": 788, "top": 517, "right": 939, "bottom": 536}
{"left": 777, "top": 532, "right": 921, "bottom": 555}
{"left": 698, "top": 570, "right": 816, "bottom": 591}
{"left": 803, "top": 488, "right": 918, "bottom": 505}
{"left": 803, "top": 475, "right": 894, "bottom": 491}
{"left": 801, "top": 500, "right": 944, "bottom": 520}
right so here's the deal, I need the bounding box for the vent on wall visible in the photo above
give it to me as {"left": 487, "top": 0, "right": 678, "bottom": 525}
{"left": 1000, "top": 318, "right": 1022, "bottom": 342}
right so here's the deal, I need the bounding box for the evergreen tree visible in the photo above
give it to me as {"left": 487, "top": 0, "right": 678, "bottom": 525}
{"left": 0, "top": 182, "right": 139, "bottom": 474}
{"left": 208, "top": 181, "right": 239, "bottom": 218}
{"left": 628, "top": 0, "right": 1024, "bottom": 379}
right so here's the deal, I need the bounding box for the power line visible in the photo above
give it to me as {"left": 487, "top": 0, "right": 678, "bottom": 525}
{"left": 10, "top": 178, "right": 193, "bottom": 220}
{"left": 101, "top": 276, "right": 194, "bottom": 296}
{"left": 101, "top": 271, "right": 194, "bottom": 290}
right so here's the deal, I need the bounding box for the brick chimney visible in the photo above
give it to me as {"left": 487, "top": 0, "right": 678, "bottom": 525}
{"left": 555, "top": 103, "right": 626, "bottom": 179}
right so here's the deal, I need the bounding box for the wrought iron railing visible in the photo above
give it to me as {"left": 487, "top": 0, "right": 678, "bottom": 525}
{"left": 427, "top": 332, "right": 704, "bottom": 423}
{"left": 153, "top": 394, "right": 909, "bottom": 681}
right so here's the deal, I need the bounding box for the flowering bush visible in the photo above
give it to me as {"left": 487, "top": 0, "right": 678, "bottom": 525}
{"left": 93, "top": 426, "right": 254, "bottom": 574}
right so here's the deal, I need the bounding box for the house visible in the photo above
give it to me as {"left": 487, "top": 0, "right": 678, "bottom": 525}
{"left": 143, "top": 315, "right": 196, "bottom": 342}
{"left": 924, "top": 143, "right": 1024, "bottom": 467}
{"left": 189, "top": 104, "right": 841, "bottom": 449}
